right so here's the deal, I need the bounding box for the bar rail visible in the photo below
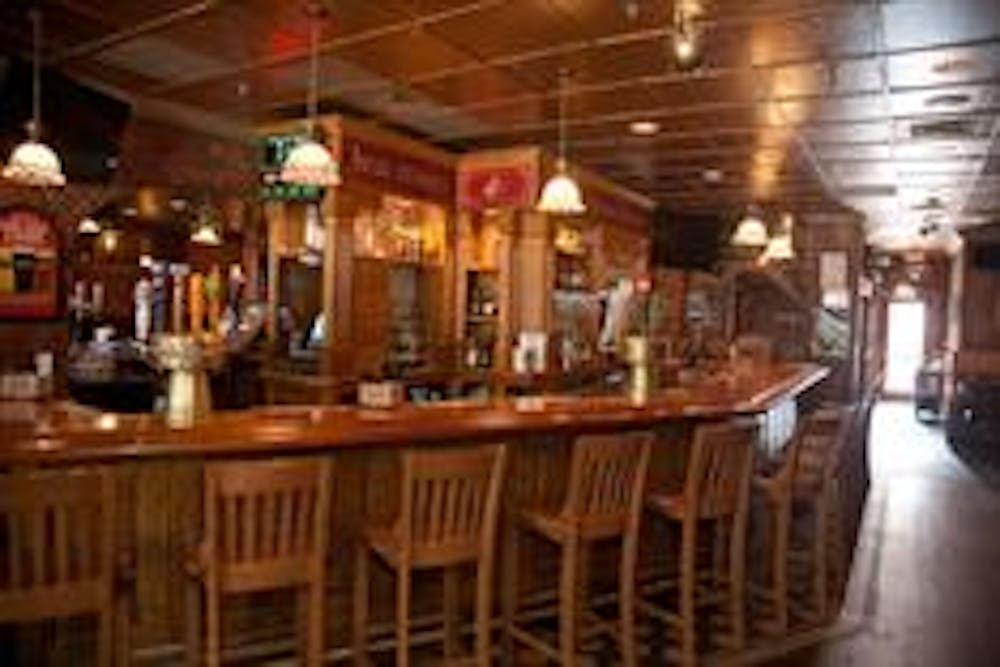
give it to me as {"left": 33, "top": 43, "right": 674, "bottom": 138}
{"left": 0, "top": 363, "right": 828, "bottom": 465}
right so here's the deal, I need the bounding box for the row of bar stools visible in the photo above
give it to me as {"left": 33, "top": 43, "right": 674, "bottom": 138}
{"left": 186, "top": 457, "right": 333, "bottom": 667}
{"left": 503, "top": 432, "right": 653, "bottom": 666}
{"left": 353, "top": 444, "right": 507, "bottom": 667}
{"left": 642, "top": 419, "right": 757, "bottom": 667}
{"left": 0, "top": 466, "right": 129, "bottom": 666}
{"left": 751, "top": 405, "right": 854, "bottom": 634}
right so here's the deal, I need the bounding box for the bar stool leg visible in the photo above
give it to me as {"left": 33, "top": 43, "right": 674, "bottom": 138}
{"left": 476, "top": 559, "right": 494, "bottom": 667}
{"left": 619, "top": 533, "right": 639, "bottom": 667}
{"left": 773, "top": 501, "right": 790, "bottom": 634}
{"left": 501, "top": 523, "right": 519, "bottom": 666}
{"left": 559, "top": 536, "right": 580, "bottom": 667}
{"left": 352, "top": 545, "right": 370, "bottom": 667}
{"left": 307, "top": 577, "right": 326, "bottom": 666}
{"left": 206, "top": 585, "right": 221, "bottom": 667}
{"left": 812, "top": 500, "right": 829, "bottom": 621}
{"left": 679, "top": 520, "right": 697, "bottom": 667}
{"left": 444, "top": 566, "right": 461, "bottom": 659}
{"left": 98, "top": 608, "right": 113, "bottom": 667}
{"left": 729, "top": 514, "right": 747, "bottom": 652}
{"left": 396, "top": 566, "right": 412, "bottom": 667}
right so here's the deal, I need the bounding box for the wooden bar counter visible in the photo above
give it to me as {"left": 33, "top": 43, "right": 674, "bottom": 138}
{"left": 0, "top": 362, "right": 828, "bottom": 662}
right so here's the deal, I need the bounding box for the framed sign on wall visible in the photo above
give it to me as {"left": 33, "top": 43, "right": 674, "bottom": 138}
{"left": 0, "top": 207, "right": 59, "bottom": 319}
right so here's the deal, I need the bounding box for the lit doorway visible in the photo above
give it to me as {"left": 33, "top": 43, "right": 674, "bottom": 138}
{"left": 884, "top": 294, "right": 926, "bottom": 397}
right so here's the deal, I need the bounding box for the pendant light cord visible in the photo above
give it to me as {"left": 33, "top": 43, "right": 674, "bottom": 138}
{"left": 30, "top": 8, "right": 42, "bottom": 140}
{"left": 557, "top": 68, "right": 568, "bottom": 169}
{"left": 307, "top": 10, "right": 320, "bottom": 136}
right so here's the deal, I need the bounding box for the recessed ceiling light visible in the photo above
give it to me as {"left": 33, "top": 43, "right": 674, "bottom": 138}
{"left": 702, "top": 168, "right": 724, "bottom": 183}
{"left": 932, "top": 57, "right": 976, "bottom": 75}
{"left": 925, "top": 92, "right": 972, "bottom": 108}
{"left": 629, "top": 120, "right": 660, "bottom": 136}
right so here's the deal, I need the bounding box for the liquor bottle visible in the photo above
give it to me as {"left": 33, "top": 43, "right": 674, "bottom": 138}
{"left": 134, "top": 277, "right": 152, "bottom": 343}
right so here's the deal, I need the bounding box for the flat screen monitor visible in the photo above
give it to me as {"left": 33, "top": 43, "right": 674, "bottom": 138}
{"left": 650, "top": 210, "right": 727, "bottom": 272}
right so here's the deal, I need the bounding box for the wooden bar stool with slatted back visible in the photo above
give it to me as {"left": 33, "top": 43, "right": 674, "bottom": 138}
{"left": 353, "top": 444, "right": 507, "bottom": 667}
{"left": 187, "top": 457, "right": 333, "bottom": 667}
{"left": 642, "top": 418, "right": 756, "bottom": 667}
{"left": 750, "top": 405, "right": 852, "bottom": 635}
{"left": 0, "top": 466, "right": 129, "bottom": 666}
{"left": 503, "top": 431, "right": 652, "bottom": 667}
{"left": 783, "top": 406, "right": 853, "bottom": 626}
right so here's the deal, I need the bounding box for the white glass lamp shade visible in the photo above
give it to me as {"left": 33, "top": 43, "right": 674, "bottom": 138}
{"left": 537, "top": 162, "right": 586, "bottom": 215}
{"left": 280, "top": 139, "right": 341, "bottom": 187}
{"left": 3, "top": 140, "right": 66, "bottom": 187}
{"left": 762, "top": 233, "right": 794, "bottom": 261}
{"left": 731, "top": 215, "right": 768, "bottom": 247}
{"left": 190, "top": 223, "right": 222, "bottom": 246}
{"left": 78, "top": 217, "right": 101, "bottom": 235}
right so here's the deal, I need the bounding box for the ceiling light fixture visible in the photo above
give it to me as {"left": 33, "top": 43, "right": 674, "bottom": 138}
{"left": 731, "top": 207, "right": 769, "bottom": 247}
{"left": 537, "top": 69, "right": 586, "bottom": 215}
{"left": 3, "top": 9, "right": 66, "bottom": 188}
{"left": 78, "top": 217, "right": 101, "bottom": 235}
{"left": 629, "top": 120, "right": 661, "bottom": 136}
{"left": 760, "top": 213, "right": 795, "bottom": 263}
{"left": 190, "top": 203, "right": 223, "bottom": 246}
{"left": 280, "top": 3, "right": 340, "bottom": 187}
{"left": 671, "top": 5, "right": 703, "bottom": 71}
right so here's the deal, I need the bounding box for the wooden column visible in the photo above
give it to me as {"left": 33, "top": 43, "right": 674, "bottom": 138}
{"left": 515, "top": 211, "right": 552, "bottom": 335}
{"left": 263, "top": 201, "right": 284, "bottom": 343}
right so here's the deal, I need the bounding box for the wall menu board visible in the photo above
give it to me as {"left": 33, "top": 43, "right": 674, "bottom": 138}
{"left": 0, "top": 207, "right": 58, "bottom": 318}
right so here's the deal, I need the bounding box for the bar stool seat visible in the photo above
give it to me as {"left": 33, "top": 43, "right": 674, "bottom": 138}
{"left": 363, "top": 524, "right": 485, "bottom": 569}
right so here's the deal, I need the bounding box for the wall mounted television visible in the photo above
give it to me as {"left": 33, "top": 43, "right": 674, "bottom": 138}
{"left": 649, "top": 209, "right": 728, "bottom": 272}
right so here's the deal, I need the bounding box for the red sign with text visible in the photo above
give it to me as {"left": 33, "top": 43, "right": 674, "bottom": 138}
{"left": 458, "top": 163, "right": 538, "bottom": 211}
{"left": 0, "top": 207, "right": 59, "bottom": 319}
{"left": 340, "top": 136, "right": 455, "bottom": 204}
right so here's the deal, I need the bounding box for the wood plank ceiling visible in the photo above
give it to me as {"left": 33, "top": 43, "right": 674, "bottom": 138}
{"left": 1, "top": 0, "right": 999, "bottom": 248}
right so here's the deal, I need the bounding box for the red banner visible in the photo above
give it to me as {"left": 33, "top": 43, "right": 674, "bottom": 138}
{"left": 0, "top": 207, "right": 59, "bottom": 319}
{"left": 458, "top": 163, "right": 538, "bottom": 211}
{"left": 340, "top": 136, "right": 455, "bottom": 204}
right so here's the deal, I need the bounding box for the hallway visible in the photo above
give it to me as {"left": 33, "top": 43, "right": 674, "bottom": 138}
{"left": 775, "top": 401, "right": 1000, "bottom": 666}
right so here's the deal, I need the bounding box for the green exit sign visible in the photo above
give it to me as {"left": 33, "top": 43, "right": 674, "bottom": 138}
{"left": 259, "top": 135, "right": 324, "bottom": 202}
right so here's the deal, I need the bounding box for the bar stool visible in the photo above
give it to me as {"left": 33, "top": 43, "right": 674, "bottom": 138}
{"left": 503, "top": 432, "right": 652, "bottom": 667}
{"left": 642, "top": 419, "right": 756, "bottom": 667}
{"left": 0, "top": 466, "right": 128, "bottom": 666}
{"left": 187, "top": 457, "right": 333, "bottom": 667}
{"left": 785, "top": 406, "right": 853, "bottom": 625}
{"left": 353, "top": 444, "right": 507, "bottom": 667}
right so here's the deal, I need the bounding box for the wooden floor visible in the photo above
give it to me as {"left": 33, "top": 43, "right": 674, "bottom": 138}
{"left": 768, "top": 400, "right": 1000, "bottom": 667}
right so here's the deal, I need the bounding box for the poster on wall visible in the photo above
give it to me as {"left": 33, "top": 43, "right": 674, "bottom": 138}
{"left": 0, "top": 207, "right": 59, "bottom": 319}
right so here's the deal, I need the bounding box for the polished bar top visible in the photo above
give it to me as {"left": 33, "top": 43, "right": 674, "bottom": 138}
{"left": 0, "top": 363, "right": 828, "bottom": 465}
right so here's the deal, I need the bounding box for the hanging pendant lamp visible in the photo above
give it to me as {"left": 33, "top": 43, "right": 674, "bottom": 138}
{"left": 190, "top": 202, "right": 223, "bottom": 246}
{"left": 3, "top": 9, "right": 66, "bottom": 187}
{"left": 760, "top": 212, "right": 794, "bottom": 262}
{"left": 731, "top": 206, "right": 769, "bottom": 247}
{"left": 280, "top": 4, "right": 340, "bottom": 187}
{"left": 537, "top": 70, "right": 585, "bottom": 215}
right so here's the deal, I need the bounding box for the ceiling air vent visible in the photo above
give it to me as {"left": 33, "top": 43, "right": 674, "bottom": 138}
{"left": 909, "top": 118, "right": 979, "bottom": 139}
{"left": 839, "top": 184, "right": 898, "bottom": 198}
